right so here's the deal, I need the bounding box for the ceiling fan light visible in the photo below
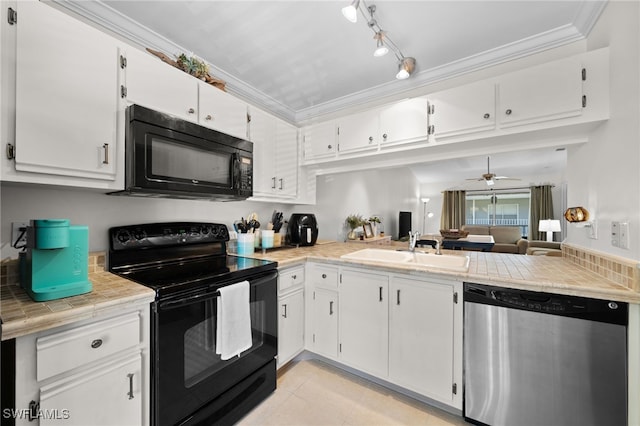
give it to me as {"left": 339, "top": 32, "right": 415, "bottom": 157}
{"left": 374, "top": 39, "right": 388, "bottom": 57}
{"left": 396, "top": 57, "right": 416, "bottom": 80}
{"left": 342, "top": 0, "right": 360, "bottom": 23}
{"left": 486, "top": 179, "right": 495, "bottom": 186}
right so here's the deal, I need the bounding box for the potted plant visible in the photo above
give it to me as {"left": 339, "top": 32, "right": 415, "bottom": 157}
{"left": 368, "top": 216, "right": 381, "bottom": 237}
{"left": 345, "top": 214, "right": 364, "bottom": 240}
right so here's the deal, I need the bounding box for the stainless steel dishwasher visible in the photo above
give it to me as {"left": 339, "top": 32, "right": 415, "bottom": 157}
{"left": 464, "top": 282, "right": 628, "bottom": 426}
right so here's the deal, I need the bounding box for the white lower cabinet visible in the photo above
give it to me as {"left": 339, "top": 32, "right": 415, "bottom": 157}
{"left": 13, "top": 305, "right": 150, "bottom": 426}
{"left": 278, "top": 265, "right": 305, "bottom": 368}
{"left": 339, "top": 269, "right": 388, "bottom": 378}
{"left": 304, "top": 262, "right": 462, "bottom": 410}
{"left": 310, "top": 287, "right": 339, "bottom": 359}
{"left": 389, "top": 275, "right": 459, "bottom": 405}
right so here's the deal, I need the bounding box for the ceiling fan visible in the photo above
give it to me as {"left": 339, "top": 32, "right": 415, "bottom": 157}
{"left": 467, "top": 156, "right": 520, "bottom": 186}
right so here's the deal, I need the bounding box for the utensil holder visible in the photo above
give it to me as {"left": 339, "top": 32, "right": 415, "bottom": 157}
{"left": 237, "top": 233, "right": 255, "bottom": 255}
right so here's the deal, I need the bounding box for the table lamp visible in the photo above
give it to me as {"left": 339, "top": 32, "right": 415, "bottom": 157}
{"left": 539, "top": 219, "right": 561, "bottom": 242}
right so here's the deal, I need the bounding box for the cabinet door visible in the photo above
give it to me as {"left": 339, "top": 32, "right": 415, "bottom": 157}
{"left": 198, "top": 82, "right": 248, "bottom": 139}
{"left": 248, "top": 107, "right": 277, "bottom": 196}
{"left": 389, "top": 276, "right": 455, "bottom": 404}
{"left": 278, "top": 290, "right": 304, "bottom": 368}
{"left": 337, "top": 109, "right": 379, "bottom": 153}
{"left": 275, "top": 119, "right": 298, "bottom": 198}
{"left": 429, "top": 80, "right": 496, "bottom": 140}
{"left": 379, "top": 97, "right": 429, "bottom": 146}
{"left": 39, "top": 354, "right": 142, "bottom": 426}
{"left": 124, "top": 47, "right": 198, "bottom": 122}
{"left": 303, "top": 121, "right": 337, "bottom": 160}
{"left": 310, "top": 288, "right": 338, "bottom": 359}
{"left": 15, "top": 0, "right": 119, "bottom": 182}
{"left": 498, "top": 55, "right": 583, "bottom": 128}
{"left": 339, "top": 270, "right": 388, "bottom": 377}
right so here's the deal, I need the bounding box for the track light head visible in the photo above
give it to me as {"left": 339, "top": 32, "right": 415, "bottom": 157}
{"left": 373, "top": 32, "right": 388, "bottom": 57}
{"left": 396, "top": 57, "right": 416, "bottom": 80}
{"left": 342, "top": 0, "right": 360, "bottom": 23}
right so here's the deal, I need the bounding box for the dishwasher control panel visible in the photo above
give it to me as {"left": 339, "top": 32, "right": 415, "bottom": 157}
{"left": 464, "top": 282, "right": 628, "bottom": 325}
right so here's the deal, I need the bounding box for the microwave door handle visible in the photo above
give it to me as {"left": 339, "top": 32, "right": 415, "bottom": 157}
{"left": 231, "top": 152, "right": 241, "bottom": 190}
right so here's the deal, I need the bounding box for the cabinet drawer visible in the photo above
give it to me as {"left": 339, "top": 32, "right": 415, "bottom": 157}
{"left": 279, "top": 266, "right": 305, "bottom": 292}
{"left": 308, "top": 264, "right": 339, "bottom": 289}
{"left": 37, "top": 312, "right": 141, "bottom": 381}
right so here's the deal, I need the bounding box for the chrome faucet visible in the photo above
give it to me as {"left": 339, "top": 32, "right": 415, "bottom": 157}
{"left": 434, "top": 237, "right": 442, "bottom": 255}
{"left": 408, "top": 231, "right": 420, "bottom": 252}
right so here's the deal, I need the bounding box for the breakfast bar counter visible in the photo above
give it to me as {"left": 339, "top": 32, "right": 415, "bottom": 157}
{"left": 248, "top": 240, "right": 640, "bottom": 304}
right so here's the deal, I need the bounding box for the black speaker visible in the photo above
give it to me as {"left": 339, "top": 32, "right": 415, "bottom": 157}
{"left": 399, "top": 211, "right": 411, "bottom": 240}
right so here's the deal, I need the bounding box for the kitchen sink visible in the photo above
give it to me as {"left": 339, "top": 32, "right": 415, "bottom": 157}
{"left": 340, "top": 248, "right": 470, "bottom": 272}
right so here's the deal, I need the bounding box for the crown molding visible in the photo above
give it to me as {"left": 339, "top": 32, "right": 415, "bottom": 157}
{"left": 52, "top": 0, "right": 605, "bottom": 126}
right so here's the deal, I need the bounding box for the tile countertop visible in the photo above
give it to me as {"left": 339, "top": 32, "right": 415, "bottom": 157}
{"left": 0, "top": 255, "right": 155, "bottom": 341}
{"left": 248, "top": 241, "right": 640, "bottom": 304}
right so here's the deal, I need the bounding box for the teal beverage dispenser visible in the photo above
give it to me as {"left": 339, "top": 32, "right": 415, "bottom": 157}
{"left": 21, "top": 219, "right": 92, "bottom": 301}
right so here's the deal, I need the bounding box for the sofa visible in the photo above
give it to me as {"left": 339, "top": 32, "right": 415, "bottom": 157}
{"left": 525, "top": 240, "right": 562, "bottom": 256}
{"left": 461, "top": 225, "right": 528, "bottom": 254}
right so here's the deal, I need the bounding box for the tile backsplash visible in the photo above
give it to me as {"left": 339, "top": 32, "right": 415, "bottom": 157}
{"left": 563, "top": 243, "right": 640, "bottom": 292}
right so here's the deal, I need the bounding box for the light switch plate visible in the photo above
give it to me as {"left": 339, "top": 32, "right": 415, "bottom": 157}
{"left": 619, "top": 222, "right": 629, "bottom": 249}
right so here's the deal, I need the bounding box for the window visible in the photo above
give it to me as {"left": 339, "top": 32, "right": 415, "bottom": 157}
{"left": 466, "top": 191, "right": 530, "bottom": 237}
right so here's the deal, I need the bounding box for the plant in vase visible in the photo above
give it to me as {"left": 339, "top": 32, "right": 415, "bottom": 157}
{"left": 368, "top": 216, "right": 381, "bottom": 237}
{"left": 345, "top": 214, "right": 364, "bottom": 240}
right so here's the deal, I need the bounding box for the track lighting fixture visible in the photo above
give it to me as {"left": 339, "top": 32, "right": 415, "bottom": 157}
{"left": 341, "top": 0, "right": 360, "bottom": 23}
{"left": 396, "top": 56, "right": 416, "bottom": 80}
{"left": 341, "top": 1, "right": 416, "bottom": 79}
{"left": 373, "top": 32, "right": 388, "bottom": 57}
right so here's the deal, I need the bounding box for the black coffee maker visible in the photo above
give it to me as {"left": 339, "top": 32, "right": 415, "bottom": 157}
{"left": 287, "top": 213, "right": 318, "bottom": 246}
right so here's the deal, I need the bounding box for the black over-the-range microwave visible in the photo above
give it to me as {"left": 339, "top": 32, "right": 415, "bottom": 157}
{"left": 109, "top": 104, "right": 253, "bottom": 200}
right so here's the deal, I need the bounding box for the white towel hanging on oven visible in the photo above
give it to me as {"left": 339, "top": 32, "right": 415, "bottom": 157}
{"left": 216, "top": 280, "right": 252, "bottom": 360}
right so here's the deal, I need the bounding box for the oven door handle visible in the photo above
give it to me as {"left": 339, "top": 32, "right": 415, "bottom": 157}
{"left": 159, "top": 291, "right": 220, "bottom": 311}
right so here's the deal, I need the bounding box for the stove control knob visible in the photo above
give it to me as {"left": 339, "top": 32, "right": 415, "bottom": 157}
{"left": 116, "top": 230, "right": 131, "bottom": 244}
{"left": 133, "top": 229, "right": 147, "bottom": 241}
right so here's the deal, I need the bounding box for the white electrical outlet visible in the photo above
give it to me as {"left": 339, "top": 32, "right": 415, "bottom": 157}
{"left": 619, "top": 222, "right": 630, "bottom": 249}
{"left": 11, "top": 222, "right": 28, "bottom": 248}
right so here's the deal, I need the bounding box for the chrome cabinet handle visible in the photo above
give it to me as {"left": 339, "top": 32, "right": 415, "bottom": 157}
{"left": 188, "top": 108, "right": 195, "bottom": 114}
{"left": 205, "top": 114, "right": 212, "bottom": 121}
{"left": 397, "top": 289, "right": 401, "bottom": 305}
{"left": 368, "top": 136, "right": 374, "bottom": 143}
{"left": 483, "top": 113, "right": 490, "bottom": 119}
{"left": 127, "top": 373, "right": 135, "bottom": 399}
{"left": 271, "top": 177, "right": 276, "bottom": 189}
{"left": 379, "top": 286, "right": 383, "bottom": 302}
{"left": 322, "top": 273, "right": 327, "bottom": 279}
{"left": 382, "top": 133, "right": 388, "bottom": 140}
{"left": 279, "top": 178, "right": 283, "bottom": 190}
{"left": 505, "top": 109, "right": 512, "bottom": 115}
{"left": 282, "top": 304, "right": 288, "bottom": 318}
{"left": 102, "top": 144, "right": 109, "bottom": 164}
{"left": 327, "top": 144, "right": 332, "bottom": 150}
{"left": 91, "top": 339, "right": 103, "bottom": 349}
{"left": 329, "top": 301, "right": 334, "bottom": 315}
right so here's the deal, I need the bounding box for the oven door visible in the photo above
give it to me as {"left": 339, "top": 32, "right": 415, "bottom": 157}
{"left": 152, "top": 270, "right": 277, "bottom": 426}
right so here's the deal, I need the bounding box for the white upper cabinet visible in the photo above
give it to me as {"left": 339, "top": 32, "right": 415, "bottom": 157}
{"left": 378, "top": 97, "right": 430, "bottom": 146}
{"left": 498, "top": 55, "right": 583, "bottom": 128}
{"left": 249, "top": 107, "right": 298, "bottom": 199}
{"left": 123, "top": 47, "right": 199, "bottom": 122}
{"left": 303, "top": 120, "right": 337, "bottom": 160}
{"left": 13, "top": 0, "right": 120, "bottom": 186}
{"left": 428, "top": 80, "right": 496, "bottom": 140}
{"left": 275, "top": 119, "right": 298, "bottom": 198}
{"left": 198, "top": 81, "right": 248, "bottom": 139}
{"left": 337, "top": 109, "right": 380, "bottom": 153}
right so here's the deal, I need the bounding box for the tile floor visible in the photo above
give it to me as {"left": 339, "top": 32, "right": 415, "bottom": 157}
{"left": 238, "top": 359, "right": 469, "bottom": 425}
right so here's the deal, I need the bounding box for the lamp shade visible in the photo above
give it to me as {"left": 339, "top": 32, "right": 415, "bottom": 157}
{"left": 341, "top": 0, "right": 360, "bottom": 22}
{"left": 539, "top": 219, "right": 561, "bottom": 232}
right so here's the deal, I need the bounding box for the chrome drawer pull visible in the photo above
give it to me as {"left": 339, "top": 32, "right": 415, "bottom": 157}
{"left": 90, "top": 339, "right": 103, "bottom": 349}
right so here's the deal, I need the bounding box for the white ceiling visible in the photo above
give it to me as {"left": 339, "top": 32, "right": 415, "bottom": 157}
{"left": 57, "top": 0, "right": 600, "bottom": 184}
